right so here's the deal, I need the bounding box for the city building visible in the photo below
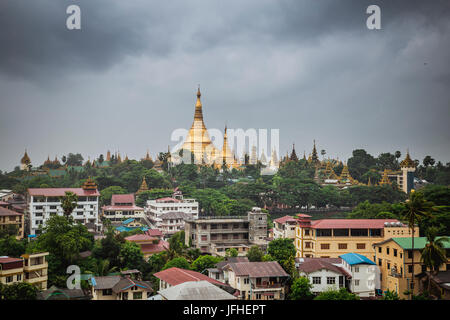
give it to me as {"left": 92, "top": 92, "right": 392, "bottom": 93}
{"left": 339, "top": 253, "right": 380, "bottom": 298}
{"left": 145, "top": 191, "right": 199, "bottom": 231}
{"left": 154, "top": 267, "right": 227, "bottom": 291}
{"left": 222, "top": 261, "right": 290, "bottom": 300}
{"left": 90, "top": 275, "right": 153, "bottom": 300}
{"left": 158, "top": 211, "right": 192, "bottom": 238}
{"left": 295, "top": 214, "right": 418, "bottom": 260}
{"left": 207, "top": 257, "right": 249, "bottom": 283}
{"left": 124, "top": 233, "right": 169, "bottom": 260}
{"left": 273, "top": 215, "right": 299, "bottom": 239}
{"left": 184, "top": 207, "right": 268, "bottom": 256}
{"left": 157, "top": 280, "right": 237, "bottom": 300}
{"left": 295, "top": 257, "right": 352, "bottom": 294}
{"left": 101, "top": 194, "right": 145, "bottom": 223}
{"left": 373, "top": 236, "right": 450, "bottom": 299}
{"left": 0, "top": 252, "right": 49, "bottom": 290}
{"left": 27, "top": 178, "right": 101, "bottom": 235}
{"left": 0, "top": 206, "right": 24, "bottom": 239}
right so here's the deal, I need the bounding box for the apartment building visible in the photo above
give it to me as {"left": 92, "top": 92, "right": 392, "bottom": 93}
{"left": 0, "top": 252, "right": 49, "bottom": 290}
{"left": 222, "top": 261, "right": 290, "bottom": 300}
{"left": 339, "top": 253, "right": 380, "bottom": 298}
{"left": 295, "top": 214, "right": 418, "bottom": 260}
{"left": 184, "top": 207, "right": 268, "bottom": 256}
{"left": 373, "top": 236, "right": 450, "bottom": 299}
{"left": 0, "top": 206, "right": 24, "bottom": 239}
{"left": 158, "top": 211, "right": 191, "bottom": 238}
{"left": 273, "top": 215, "right": 301, "bottom": 239}
{"left": 27, "top": 179, "right": 101, "bottom": 235}
{"left": 101, "top": 194, "right": 144, "bottom": 223}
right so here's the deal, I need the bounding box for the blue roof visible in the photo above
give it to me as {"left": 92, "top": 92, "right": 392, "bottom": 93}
{"left": 339, "top": 253, "right": 376, "bottom": 265}
{"left": 122, "top": 218, "right": 135, "bottom": 225}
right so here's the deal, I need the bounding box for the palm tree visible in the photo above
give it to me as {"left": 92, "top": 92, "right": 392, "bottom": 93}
{"left": 420, "top": 227, "right": 449, "bottom": 295}
{"left": 402, "top": 191, "right": 435, "bottom": 298}
{"left": 85, "top": 259, "right": 118, "bottom": 277}
{"left": 60, "top": 191, "right": 78, "bottom": 217}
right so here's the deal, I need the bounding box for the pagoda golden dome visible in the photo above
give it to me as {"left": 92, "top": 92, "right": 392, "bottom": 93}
{"left": 400, "top": 151, "right": 415, "bottom": 168}
{"left": 21, "top": 150, "right": 31, "bottom": 164}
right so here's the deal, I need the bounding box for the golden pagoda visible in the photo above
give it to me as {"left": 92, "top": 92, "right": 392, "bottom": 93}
{"left": 82, "top": 177, "right": 98, "bottom": 190}
{"left": 328, "top": 169, "right": 339, "bottom": 180}
{"left": 290, "top": 144, "right": 299, "bottom": 161}
{"left": 379, "top": 169, "right": 391, "bottom": 186}
{"left": 43, "top": 155, "right": 52, "bottom": 167}
{"left": 117, "top": 152, "right": 122, "bottom": 163}
{"left": 106, "top": 150, "right": 111, "bottom": 161}
{"left": 220, "top": 125, "right": 239, "bottom": 169}
{"left": 367, "top": 177, "right": 372, "bottom": 186}
{"left": 310, "top": 140, "right": 320, "bottom": 167}
{"left": 339, "top": 163, "right": 356, "bottom": 184}
{"left": 125, "top": 154, "right": 129, "bottom": 161}
{"left": 143, "top": 149, "right": 152, "bottom": 161}
{"left": 137, "top": 177, "right": 149, "bottom": 194}
{"left": 179, "top": 87, "right": 221, "bottom": 164}
{"left": 400, "top": 150, "right": 416, "bottom": 168}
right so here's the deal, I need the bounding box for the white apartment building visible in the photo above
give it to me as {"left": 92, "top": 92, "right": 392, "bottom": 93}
{"left": 339, "top": 253, "right": 380, "bottom": 298}
{"left": 27, "top": 185, "right": 101, "bottom": 235}
{"left": 145, "top": 192, "right": 198, "bottom": 231}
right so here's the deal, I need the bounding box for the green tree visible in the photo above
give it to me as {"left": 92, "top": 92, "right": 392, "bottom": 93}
{"left": 247, "top": 245, "right": 264, "bottom": 262}
{"left": 420, "top": 227, "right": 449, "bottom": 293}
{"left": 225, "top": 248, "right": 238, "bottom": 258}
{"left": 289, "top": 276, "right": 314, "bottom": 300}
{"left": 118, "top": 241, "right": 144, "bottom": 269}
{"left": 382, "top": 290, "right": 400, "bottom": 300}
{"left": 100, "top": 186, "right": 127, "bottom": 205}
{"left": 0, "top": 236, "right": 26, "bottom": 257}
{"left": 163, "top": 257, "right": 191, "bottom": 270}
{"left": 85, "top": 259, "right": 118, "bottom": 277}
{"left": 0, "top": 282, "right": 38, "bottom": 300}
{"left": 267, "top": 238, "right": 296, "bottom": 276}
{"left": 314, "top": 287, "right": 359, "bottom": 300}
{"left": 191, "top": 255, "right": 223, "bottom": 273}
{"left": 402, "top": 191, "right": 435, "bottom": 298}
{"left": 60, "top": 191, "right": 78, "bottom": 217}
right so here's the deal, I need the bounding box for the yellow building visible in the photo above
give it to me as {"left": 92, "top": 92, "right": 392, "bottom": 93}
{"left": 21, "top": 252, "right": 49, "bottom": 290}
{"left": 0, "top": 206, "right": 24, "bottom": 239}
{"left": 373, "top": 237, "right": 450, "bottom": 299}
{"left": 295, "top": 215, "right": 418, "bottom": 261}
{"left": 0, "top": 252, "right": 49, "bottom": 290}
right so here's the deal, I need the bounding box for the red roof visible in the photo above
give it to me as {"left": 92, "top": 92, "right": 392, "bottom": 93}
{"left": 297, "top": 214, "right": 312, "bottom": 218}
{"left": 273, "top": 215, "right": 298, "bottom": 224}
{"left": 311, "top": 219, "right": 400, "bottom": 229}
{"left": 154, "top": 267, "right": 225, "bottom": 286}
{"left": 296, "top": 259, "right": 352, "bottom": 278}
{"left": 156, "top": 197, "right": 181, "bottom": 203}
{"left": 224, "top": 261, "right": 289, "bottom": 278}
{"left": 140, "top": 240, "right": 169, "bottom": 254}
{"left": 0, "top": 257, "right": 23, "bottom": 264}
{"left": 111, "top": 194, "right": 135, "bottom": 206}
{"left": 146, "top": 229, "right": 163, "bottom": 237}
{"left": 28, "top": 188, "right": 100, "bottom": 197}
{"left": 0, "top": 201, "right": 9, "bottom": 206}
{"left": 0, "top": 207, "right": 23, "bottom": 217}
{"left": 125, "top": 234, "right": 157, "bottom": 242}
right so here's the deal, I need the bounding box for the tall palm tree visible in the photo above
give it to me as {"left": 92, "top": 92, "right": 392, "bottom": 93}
{"left": 85, "top": 259, "right": 118, "bottom": 277}
{"left": 420, "top": 227, "right": 449, "bottom": 295}
{"left": 402, "top": 191, "right": 435, "bottom": 298}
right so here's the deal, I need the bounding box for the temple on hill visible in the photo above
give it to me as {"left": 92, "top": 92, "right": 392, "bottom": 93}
{"left": 20, "top": 150, "right": 31, "bottom": 171}
{"left": 172, "top": 88, "right": 242, "bottom": 170}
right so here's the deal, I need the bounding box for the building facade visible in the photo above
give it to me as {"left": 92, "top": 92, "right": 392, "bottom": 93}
{"left": 273, "top": 215, "right": 299, "bottom": 239}
{"left": 101, "top": 194, "right": 145, "bottom": 223}
{"left": 0, "top": 252, "right": 49, "bottom": 290}
{"left": 27, "top": 179, "right": 101, "bottom": 235}
{"left": 0, "top": 206, "right": 24, "bottom": 239}
{"left": 184, "top": 207, "right": 268, "bottom": 257}
{"left": 339, "top": 253, "right": 380, "bottom": 298}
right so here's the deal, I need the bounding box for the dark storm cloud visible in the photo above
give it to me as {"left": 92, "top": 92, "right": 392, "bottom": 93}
{"left": 0, "top": 0, "right": 449, "bottom": 171}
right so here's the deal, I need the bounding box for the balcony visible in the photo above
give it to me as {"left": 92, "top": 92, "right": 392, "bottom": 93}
{"left": 251, "top": 282, "right": 283, "bottom": 291}
{"left": 26, "top": 275, "right": 48, "bottom": 284}
{"left": 24, "top": 262, "right": 48, "bottom": 271}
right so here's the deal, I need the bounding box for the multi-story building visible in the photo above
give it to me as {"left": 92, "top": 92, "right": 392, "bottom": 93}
{"left": 0, "top": 252, "right": 49, "bottom": 290}
{"left": 0, "top": 206, "right": 24, "bottom": 239}
{"left": 295, "top": 214, "right": 418, "bottom": 261}
{"left": 21, "top": 252, "right": 49, "bottom": 290}
{"left": 222, "top": 261, "right": 290, "bottom": 300}
{"left": 184, "top": 207, "right": 268, "bottom": 257}
{"left": 101, "top": 194, "right": 145, "bottom": 223}
{"left": 158, "top": 211, "right": 191, "bottom": 238}
{"left": 295, "top": 257, "right": 352, "bottom": 294}
{"left": 373, "top": 236, "right": 450, "bottom": 299}
{"left": 273, "top": 215, "right": 300, "bottom": 239}
{"left": 27, "top": 179, "right": 101, "bottom": 235}
{"left": 145, "top": 192, "right": 199, "bottom": 229}
{"left": 339, "top": 253, "right": 380, "bottom": 298}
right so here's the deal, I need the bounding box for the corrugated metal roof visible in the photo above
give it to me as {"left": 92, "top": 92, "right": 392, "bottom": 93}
{"left": 339, "top": 253, "right": 376, "bottom": 265}
{"left": 225, "top": 261, "right": 289, "bottom": 278}
{"left": 392, "top": 237, "right": 450, "bottom": 249}
{"left": 158, "top": 281, "right": 236, "bottom": 300}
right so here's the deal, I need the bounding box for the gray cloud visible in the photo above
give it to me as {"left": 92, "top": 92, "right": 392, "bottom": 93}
{"left": 0, "top": 0, "right": 449, "bottom": 171}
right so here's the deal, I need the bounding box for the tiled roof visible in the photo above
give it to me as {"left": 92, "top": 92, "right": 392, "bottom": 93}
{"left": 0, "top": 207, "right": 22, "bottom": 216}
{"left": 111, "top": 194, "right": 135, "bottom": 206}
{"left": 273, "top": 215, "right": 297, "bottom": 224}
{"left": 0, "top": 257, "right": 23, "bottom": 264}
{"left": 311, "top": 219, "right": 400, "bottom": 229}
{"left": 140, "top": 240, "right": 169, "bottom": 254}
{"left": 224, "top": 261, "right": 289, "bottom": 278}
{"left": 216, "top": 257, "right": 249, "bottom": 270}
{"left": 112, "top": 278, "right": 153, "bottom": 293}
{"left": 296, "top": 258, "right": 352, "bottom": 278}
{"left": 28, "top": 188, "right": 100, "bottom": 197}
{"left": 153, "top": 267, "right": 225, "bottom": 286}
{"left": 125, "top": 234, "right": 157, "bottom": 242}
{"left": 91, "top": 276, "right": 121, "bottom": 289}
{"left": 146, "top": 229, "right": 163, "bottom": 237}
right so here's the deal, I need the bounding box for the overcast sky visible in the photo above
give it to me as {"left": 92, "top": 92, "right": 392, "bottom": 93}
{"left": 0, "top": 0, "right": 449, "bottom": 171}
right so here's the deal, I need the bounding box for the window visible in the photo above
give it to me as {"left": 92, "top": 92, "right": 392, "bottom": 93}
{"left": 407, "top": 250, "right": 412, "bottom": 259}
{"left": 133, "top": 292, "right": 142, "bottom": 300}
{"left": 122, "top": 292, "right": 128, "bottom": 300}
{"left": 333, "top": 229, "right": 349, "bottom": 237}
{"left": 354, "top": 267, "right": 359, "bottom": 273}
{"left": 321, "top": 243, "right": 330, "bottom": 250}
{"left": 201, "top": 235, "right": 207, "bottom": 241}
{"left": 356, "top": 243, "right": 366, "bottom": 250}
{"left": 256, "top": 293, "right": 261, "bottom": 299}
{"left": 338, "top": 243, "right": 347, "bottom": 250}
{"left": 316, "top": 229, "right": 332, "bottom": 237}
{"left": 350, "top": 229, "right": 368, "bottom": 237}
{"left": 378, "top": 247, "right": 382, "bottom": 253}
{"left": 17, "top": 274, "right": 22, "bottom": 281}
{"left": 102, "top": 289, "right": 112, "bottom": 296}
{"left": 387, "top": 263, "right": 390, "bottom": 270}
{"left": 312, "top": 277, "right": 321, "bottom": 284}
{"left": 327, "top": 277, "right": 336, "bottom": 285}
{"left": 305, "top": 242, "right": 311, "bottom": 249}
{"left": 386, "top": 247, "right": 390, "bottom": 255}
{"left": 393, "top": 249, "right": 397, "bottom": 257}
{"left": 6, "top": 276, "right": 13, "bottom": 283}
{"left": 304, "top": 229, "right": 310, "bottom": 236}
{"left": 244, "top": 278, "right": 249, "bottom": 284}
{"left": 354, "top": 279, "right": 360, "bottom": 286}
{"left": 421, "top": 265, "right": 426, "bottom": 272}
